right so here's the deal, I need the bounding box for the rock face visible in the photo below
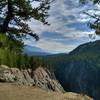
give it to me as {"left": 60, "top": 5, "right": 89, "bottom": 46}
{"left": 33, "top": 67, "right": 64, "bottom": 92}
{"left": 0, "top": 65, "right": 64, "bottom": 92}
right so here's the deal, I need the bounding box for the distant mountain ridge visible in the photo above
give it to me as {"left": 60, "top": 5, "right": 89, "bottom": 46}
{"left": 69, "top": 40, "right": 100, "bottom": 55}
{"left": 23, "top": 45, "right": 51, "bottom": 56}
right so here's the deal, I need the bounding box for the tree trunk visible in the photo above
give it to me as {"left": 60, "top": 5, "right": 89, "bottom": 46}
{"left": 1, "top": 0, "right": 13, "bottom": 33}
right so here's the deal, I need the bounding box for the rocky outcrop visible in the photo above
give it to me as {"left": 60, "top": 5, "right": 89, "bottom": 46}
{"left": 0, "top": 65, "right": 64, "bottom": 92}
{"left": 33, "top": 67, "right": 64, "bottom": 92}
{"left": 0, "top": 65, "right": 34, "bottom": 85}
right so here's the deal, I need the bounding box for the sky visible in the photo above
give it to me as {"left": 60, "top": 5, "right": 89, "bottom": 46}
{"left": 24, "top": 0, "right": 100, "bottom": 53}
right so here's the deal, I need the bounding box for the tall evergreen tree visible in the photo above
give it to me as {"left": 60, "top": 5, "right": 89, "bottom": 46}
{"left": 0, "top": 0, "right": 52, "bottom": 40}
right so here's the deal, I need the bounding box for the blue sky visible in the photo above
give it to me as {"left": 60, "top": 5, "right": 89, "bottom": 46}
{"left": 24, "top": 0, "right": 100, "bottom": 53}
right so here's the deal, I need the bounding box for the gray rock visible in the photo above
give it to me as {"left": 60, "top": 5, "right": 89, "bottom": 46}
{"left": 33, "top": 67, "right": 64, "bottom": 92}
{"left": 0, "top": 65, "right": 34, "bottom": 85}
{"left": 0, "top": 65, "right": 64, "bottom": 92}
{"left": 0, "top": 65, "right": 15, "bottom": 82}
{"left": 22, "top": 69, "right": 35, "bottom": 86}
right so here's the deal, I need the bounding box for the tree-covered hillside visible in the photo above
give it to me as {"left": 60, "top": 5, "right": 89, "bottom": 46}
{"left": 42, "top": 40, "right": 100, "bottom": 99}
{"left": 0, "top": 34, "right": 46, "bottom": 70}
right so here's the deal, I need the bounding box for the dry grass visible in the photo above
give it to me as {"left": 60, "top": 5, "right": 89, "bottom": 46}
{"left": 0, "top": 83, "right": 92, "bottom": 100}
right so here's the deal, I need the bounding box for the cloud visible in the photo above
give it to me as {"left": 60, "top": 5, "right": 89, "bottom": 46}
{"left": 31, "top": 38, "right": 77, "bottom": 53}
{"left": 31, "top": 1, "right": 40, "bottom": 8}
{"left": 30, "top": 0, "right": 93, "bottom": 34}
{"left": 26, "top": 0, "right": 100, "bottom": 53}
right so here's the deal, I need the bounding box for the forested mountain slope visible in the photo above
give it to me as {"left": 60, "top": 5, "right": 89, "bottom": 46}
{"left": 43, "top": 40, "right": 100, "bottom": 100}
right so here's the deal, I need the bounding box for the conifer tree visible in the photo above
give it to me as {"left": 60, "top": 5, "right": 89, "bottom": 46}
{"left": 0, "top": 0, "right": 52, "bottom": 40}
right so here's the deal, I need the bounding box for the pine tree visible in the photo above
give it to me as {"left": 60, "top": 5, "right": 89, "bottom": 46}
{"left": 0, "top": 0, "right": 52, "bottom": 40}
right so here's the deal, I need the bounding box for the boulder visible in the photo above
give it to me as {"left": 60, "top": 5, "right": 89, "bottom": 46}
{"left": 0, "top": 65, "right": 33, "bottom": 85}
{"left": 0, "top": 65, "right": 15, "bottom": 82}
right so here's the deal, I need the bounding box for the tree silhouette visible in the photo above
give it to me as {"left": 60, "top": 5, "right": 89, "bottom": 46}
{"left": 0, "top": 0, "right": 53, "bottom": 40}
{"left": 80, "top": 0, "right": 100, "bottom": 36}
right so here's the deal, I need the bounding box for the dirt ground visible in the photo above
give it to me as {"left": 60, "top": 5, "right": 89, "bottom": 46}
{"left": 0, "top": 83, "right": 92, "bottom": 100}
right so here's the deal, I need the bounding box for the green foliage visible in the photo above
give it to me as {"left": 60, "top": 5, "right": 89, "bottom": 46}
{"left": 0, "top": 34, "right": 44, "bottom": 70}
{"left": 0, "top": 0, "right": 52, "bottom": 40}
{"left": 0, "top": 34, "right": 23, "bottom": 52}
